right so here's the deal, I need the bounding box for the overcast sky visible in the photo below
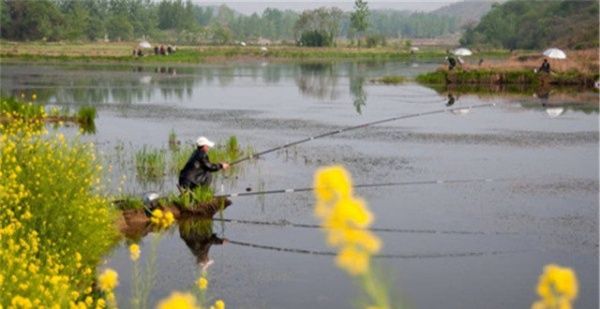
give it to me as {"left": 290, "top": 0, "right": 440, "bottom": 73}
{"left": 188, "top": 0, "right": 465, "bottom": 15}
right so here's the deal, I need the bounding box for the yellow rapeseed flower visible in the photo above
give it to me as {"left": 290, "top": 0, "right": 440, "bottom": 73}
{"left": 336, "top": 246, "right": 369, "bottom": 275}
{"left": 157, "top": 292, "right": 199, "bottom": 309}
{"left": 313, "top": 165, "right": 381, "bottom": 277}
{"left": 129, "top": 243, "right": 141, "bottom": 261}
{"left": 197, "top": 277, "right": 208, "bottom": 290}
{"left": 313, "top": 165, "right": 353, "bottom": 206}
{"left": 532, "top": 264, "right": 578, "bottom": 309}
{"left": 214, "top": 299, "right": 225, "bottom": 309}
{"left": 98, "top": 269, "right": 119, "bottom": 292}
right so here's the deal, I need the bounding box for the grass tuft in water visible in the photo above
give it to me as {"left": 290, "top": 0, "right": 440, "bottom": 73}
{"left": 135, "top": 146, "right": 166, "bottom": 182}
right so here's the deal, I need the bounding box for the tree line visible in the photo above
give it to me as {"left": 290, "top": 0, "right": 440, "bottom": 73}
{"left": 0, "top": 0, "right": 459, "bottom": 45}
{"left": 460, "top": 0, "right": 599, "bottom": 50}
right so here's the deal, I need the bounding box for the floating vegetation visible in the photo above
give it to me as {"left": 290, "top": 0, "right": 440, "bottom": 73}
{"left": 372, "top": 75, "right": 408, "bottom": 84}
{"left": 135, "top": 146, "right": 166, "bottom": 182}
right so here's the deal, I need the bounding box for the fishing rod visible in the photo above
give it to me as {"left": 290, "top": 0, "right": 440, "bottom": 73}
{"left": 214, "top": 177, "right": 507, "bottom": 198}
{"left": 230, "top": 103, "right": 495, "bottom": 166}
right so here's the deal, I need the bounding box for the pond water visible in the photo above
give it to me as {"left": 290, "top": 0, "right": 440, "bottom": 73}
{"left": 1, "top": 60, "right": 598, "bottom": 309}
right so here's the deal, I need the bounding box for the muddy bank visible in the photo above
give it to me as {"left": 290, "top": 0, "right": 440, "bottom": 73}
{"left": 115, "top": 198, "right": 231, "bottom": 238}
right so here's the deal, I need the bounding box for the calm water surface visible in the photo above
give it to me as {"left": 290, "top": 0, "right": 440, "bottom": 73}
{"left": 1, "top": 61, "right": 598, "bottom": 309}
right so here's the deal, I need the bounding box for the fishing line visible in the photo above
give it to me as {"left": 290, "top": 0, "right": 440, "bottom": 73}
{"left": 212, "top": 217, "right": 519, "bottom": 236}
{"left": 227, "top": 239, "right": 522, "bottom": 259}
{"left": 230, "top": 103, "right": 496, "bottom": 166}
{"left": 215, "top": 177, "right": 508, "bottom": 198}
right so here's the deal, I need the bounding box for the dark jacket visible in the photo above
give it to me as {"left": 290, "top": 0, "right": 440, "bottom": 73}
{"left": 539, "top": 61, "right": 550, "bottom": 73}
{"left": 179, "top": 148, "right": 222, "bottom": 189}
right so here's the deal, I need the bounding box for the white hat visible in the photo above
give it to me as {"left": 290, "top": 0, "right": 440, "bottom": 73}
{"left": 196, "top": 136, "right": 215, "bottom": 148}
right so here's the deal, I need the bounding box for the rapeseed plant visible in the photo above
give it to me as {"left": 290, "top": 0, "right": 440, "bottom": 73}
{"left": 313, "top": 165, "right": 391, "bottom": 309}
{"left": 532, "top": 264, "right": 578, "bottom": 309}
{"left": 0, "top": 102, "right": 118, "bottom": 307}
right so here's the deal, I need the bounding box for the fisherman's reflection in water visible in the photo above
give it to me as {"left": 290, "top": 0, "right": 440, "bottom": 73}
{"left": 446, "top": 93, "right": 456, "bottom": 106}
{"left": 178, "top": 217, "right": 227, "bottom": 272}
{"left": 534, "top": 86, "right": 551, "bottom": 107}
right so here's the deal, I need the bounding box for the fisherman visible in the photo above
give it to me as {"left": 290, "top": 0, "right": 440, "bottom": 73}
{"left": 178, "top": 136, "right": 229, "bottom": 191}
{"left": 538, "top": 58, "right": 551, "bottom": 74}
{"left": 447, "top": 55, "right": 457, "bottom": 70}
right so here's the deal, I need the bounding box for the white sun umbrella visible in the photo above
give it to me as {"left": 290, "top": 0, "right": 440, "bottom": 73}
{"left": 453, "top": 48, "right": 473, "bottom": 56}
{"left": 138, "top": 41, "right": 152, "bottom": 49}
{"left": 545, "top": 107, "right": 565, "bottom": 118}
{"left": 542, "top": 48, "right": 566, "bottom": 59}
{"left": 410, "top": 46, "right": 420, "bottom": 52}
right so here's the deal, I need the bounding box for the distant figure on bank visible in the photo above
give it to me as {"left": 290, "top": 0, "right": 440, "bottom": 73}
{"left": 154, "top": 46, "right": 160, "bottom": 55}
{"left": 178, "top": 136, "right": 229, "bottom": 190}
{"left": 538, "top": 59, "right": 551, "bottom": 74}
{"left": 478, "top": 58, "right": 484, "bottom": 66}
{"left": 137, "top": 49, "right": 143, "bottom": 57}
{"left": 447, "top": 55, "right": 457, "bottom": 70}
{"left": 160, "top": 45, "right": 166, "bottom": 55}
{"left": 167, "top": 45, "right": 173, "bottom": 54}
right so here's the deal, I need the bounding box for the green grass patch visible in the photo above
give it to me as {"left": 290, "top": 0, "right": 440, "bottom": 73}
{"left": 135, "top": 146, "right": 166, "bottom": 182}
{"left": 416, "top": 69, "right": 598, "bottom": 88}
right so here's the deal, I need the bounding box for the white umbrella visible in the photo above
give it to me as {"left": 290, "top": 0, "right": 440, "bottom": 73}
{"left": 138, "top": 41, "right": 152, "bottom": 49}
{"left": 450, "top": 107, "right": 471, "bottom": 116}
{"left": 453, "top": 48, "right": 473, "bottom": 56}
{"left": 545, "top": 107, "right": 565, "bottom": 118}
{"left": 543, "top": 48, "right": 566, "bottom": 59}
{"left": 410, "top": 46, "right": 419, "bottom": 52}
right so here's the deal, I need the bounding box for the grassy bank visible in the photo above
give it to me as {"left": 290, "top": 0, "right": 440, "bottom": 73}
{"left": 416, "top": 49, "right": 599, "bottom": 88}
{"left": 0, "top": 41, "right": 509, "bottom": 63}
{"left": 416, "top": 68, "right": 598, "bottom": 87}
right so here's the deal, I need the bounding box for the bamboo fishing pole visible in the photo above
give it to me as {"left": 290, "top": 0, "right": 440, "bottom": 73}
{"left": 229, "top": 103, "right": 495, "bottom": 166}
{"left": 215, "top": 177, "right": 508, "bottom": 198}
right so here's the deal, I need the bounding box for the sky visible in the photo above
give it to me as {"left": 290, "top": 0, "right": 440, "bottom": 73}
{"left": 187, "top": 0, "right": 465, "bottom": 14}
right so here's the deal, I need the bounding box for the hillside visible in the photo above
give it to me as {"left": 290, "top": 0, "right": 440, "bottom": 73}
{"left": 431, "top": 0, "right": 500, "bottom": 27}
{"left": 460, "top": 0, "right": 599, "bottom": 49}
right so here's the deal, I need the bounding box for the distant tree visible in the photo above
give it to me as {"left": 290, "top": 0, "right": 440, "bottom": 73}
{"left": 107, "top": 14, "right": 133, "bottom": 41}
{"left": 349, "top": 0, "right": 369, "bottom": 44}
{"left": 294, "top": 7, "right": 342, "bottom": 46}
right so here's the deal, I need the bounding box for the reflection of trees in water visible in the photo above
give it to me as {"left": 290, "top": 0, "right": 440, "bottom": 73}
{"left": 348, "top": 62, "right": 368, "bottom": 114}
{"left": 295, "top": 62, "right": 339, "bottom": 100}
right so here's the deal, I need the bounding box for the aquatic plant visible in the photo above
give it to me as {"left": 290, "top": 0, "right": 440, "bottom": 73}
{"left": 77, "top": 105, "right": 97, "bottom": 134}
{"left": 532, "top": 264, "right": 578, "bottom": 309}
{"left": 169, "top": 129, "right": 180, "bottom": 152}
{"left": 135, "top": 146, "right": 166, "bottom": 181}
{"left": 374, "top": 76, "right": 407, "bottom": 84}
{"left": 169, "top": 186, "right": 215, "bottom": 211}
{"left": 0, "top": 109, "right": 118, "bottom": 307}
{"left": 313, "top": 165, "right": 393, "bottom": 309}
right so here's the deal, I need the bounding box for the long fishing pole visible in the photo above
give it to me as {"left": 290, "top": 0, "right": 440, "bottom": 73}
{"left": 230, "top": 103, "right": 495, "bottom": 166}
{"left": 215, "top": 177, "right": 507, "bottom": 198}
